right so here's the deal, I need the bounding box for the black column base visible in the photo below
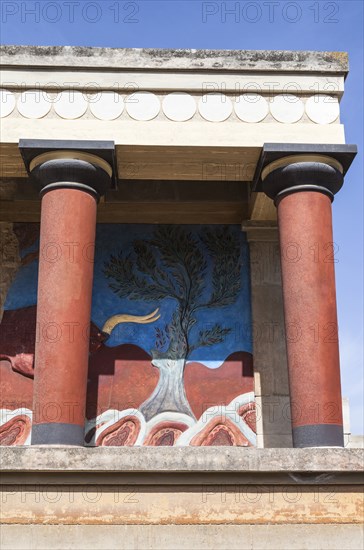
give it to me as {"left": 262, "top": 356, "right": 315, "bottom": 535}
{"left": 31, "top": 423, "right": 84, "bottom": 446}
{"left": 292, "top": 424, "right": 344, "bottom": 448}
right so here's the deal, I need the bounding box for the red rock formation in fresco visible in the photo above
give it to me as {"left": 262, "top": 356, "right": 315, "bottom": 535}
{"left": 143, "top": 420, "right": 190, "bottom": 446}
{"left": 0, "top": 414, "right": 32, "bottom": 445}
{"left": 238, "top": 401, "right": 256, "bottom": 433}
{"left": 95, "top": 414, "right": 142, "bottom": 446}
{"left": 189, "top": 416, "right": 252, "bottom": 446}
{"left": 184, "top": 352, "right": 254, "bottom": 419}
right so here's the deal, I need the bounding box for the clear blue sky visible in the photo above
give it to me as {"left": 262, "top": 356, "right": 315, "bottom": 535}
{"left": 1, "top": 0, "right": 363, "bottom": 434}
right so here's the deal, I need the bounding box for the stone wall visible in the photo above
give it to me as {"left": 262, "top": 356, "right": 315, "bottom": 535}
{"left": 246, "top": 227, "right": 292, "bottom": 447}
{"left": 0, "top": 447, "right": 362, "bottom": 550}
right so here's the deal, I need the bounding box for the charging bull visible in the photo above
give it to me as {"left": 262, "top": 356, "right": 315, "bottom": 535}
{"left": 0, "top": 306, "right": 255, "bottom": 446}
{"left": 0, "top": 305, "right": 161, "bottom": 444}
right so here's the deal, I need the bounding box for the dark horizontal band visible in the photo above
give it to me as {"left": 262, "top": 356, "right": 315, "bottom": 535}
{"left": 31, "top": 158, "right": 112, "bottom": 198}
{"left": 292, "top": 424, "right": 344, "bottom": 448}
{"left": 261, "top": 162, "right": 343, "bottom": 201}
{"left": 19, "top": 139, "right": 118, "bottom": 189}
{"left": 275, "top": 184, "right": 335, "bottom": 205}
{"left": 31, "top": 423, "right": 84, "bottom": 446}
{"left": 40, "top": 181, "right": 99, "bottom": 200}
{"left": 252, "top": 143, "right": 357, "bottom": 192}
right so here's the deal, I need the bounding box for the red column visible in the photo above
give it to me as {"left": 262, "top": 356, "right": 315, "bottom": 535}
{"left": 277, "top": 190, "right": 343, "bottom": 447}
{"left": 260, "top": 156, "right": 347, "bottom": 447}
{"left": 20, "top": 141, "right": 114, "bottom": 445}
{"left": 32, "top": 188, "right": 97, "bottom": 445}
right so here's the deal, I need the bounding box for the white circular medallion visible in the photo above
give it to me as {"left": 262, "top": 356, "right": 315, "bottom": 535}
{"left": 306, "top": 95, "right": 340, "bottom": 124}
{"left": 0, "top": 90, "right": 16, "bottom": 118}
{"left": 125, "top": 92, "right": 160, "bottom": 121}
{"left": 270, "top": 95, "right": 304, "bottom": 123}
{"left": 198, "top": 93, "right": 233, "bottom": 122}
{"left": 162, "top": 92, "right": 196, "bottom": 122}
{"left": 17, "top": 90, "right": 52, "bottom": 119}
{"left": 54, "top": 90, "right": 88, "bottom": 119}
{"left": 234, "top": 94, "right": 269, "bottom": 123}
{"left": 89, "top": 91, "right": 124, "bottom": 120}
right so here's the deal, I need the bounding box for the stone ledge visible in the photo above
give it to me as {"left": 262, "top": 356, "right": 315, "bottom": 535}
{"left": 0, "top": 46, "right": 349, "bottom": 73}
{"left": 1, "top": 447, "right": 362, "bottom": 474}
{"left": 1, "top": 450, "right": 362, "bottom": 527}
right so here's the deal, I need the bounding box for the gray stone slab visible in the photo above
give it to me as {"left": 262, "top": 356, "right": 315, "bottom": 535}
{"left": 0, "top": 447, "right": 363, "bottom": 473}
{"left": 0, "top": 46, "right": 349, "bottom": 73}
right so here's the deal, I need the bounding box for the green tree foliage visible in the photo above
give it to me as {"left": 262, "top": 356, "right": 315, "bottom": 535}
{"left": 104, "top": 226, "right": 242, "bottom": 360}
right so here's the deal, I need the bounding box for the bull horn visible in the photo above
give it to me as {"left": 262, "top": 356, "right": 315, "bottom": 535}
{"left": 102, "top": 308, "right": 160, "bottom": 335}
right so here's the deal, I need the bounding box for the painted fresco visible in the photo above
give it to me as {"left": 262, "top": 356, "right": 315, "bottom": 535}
{"left": 0, "top": 224, "right": 256, "bottom": 446}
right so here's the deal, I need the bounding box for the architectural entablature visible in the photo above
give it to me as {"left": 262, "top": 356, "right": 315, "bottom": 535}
{"left": 0, "top": 46, "right": 353, "bottom": 223}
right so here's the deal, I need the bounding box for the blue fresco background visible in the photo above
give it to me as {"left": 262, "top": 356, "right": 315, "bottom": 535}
{"left": 4, "top": 238, "right": 39, "bottom": 309}
{"left": 5, "top": 224, "right": 253, "bottom": 366}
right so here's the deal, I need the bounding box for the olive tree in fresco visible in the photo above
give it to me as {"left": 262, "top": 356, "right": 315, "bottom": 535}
{"left": 103, "top": 226, "right": 241, "bottom": 421}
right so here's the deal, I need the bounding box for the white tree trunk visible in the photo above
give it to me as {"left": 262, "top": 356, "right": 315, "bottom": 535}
{"left": 140, "top": 358, "right": 195, "bottom": 421}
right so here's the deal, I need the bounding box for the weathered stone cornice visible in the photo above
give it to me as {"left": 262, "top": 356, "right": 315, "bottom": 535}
{"left": 0, "top": 47, "right": 354, "bottom": 222}
{"left": 0, "top": 46, "right": 349, "bottom": 73}
{"left": 1, "top": 447, "right": 363, "bottom": 484}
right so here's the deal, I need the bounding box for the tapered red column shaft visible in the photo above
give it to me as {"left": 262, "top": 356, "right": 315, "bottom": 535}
{"left": 31, "top": 188, "right": 97, "bottom": 445}
{"left": 277, "top": 190, "right": 343, "bottom": 447}
{"left": 18, "top": 141, "right": 114, "bottom": 445}
{"left": 256, "top": 147, "right": 357, "bottom": 447}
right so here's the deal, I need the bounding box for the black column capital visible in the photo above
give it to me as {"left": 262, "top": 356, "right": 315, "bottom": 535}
{"left": 19, "top": 139, "right": 117, "bottom": 200}
{"left": 252, "top": 143, "right": 357, "bottom": 204}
